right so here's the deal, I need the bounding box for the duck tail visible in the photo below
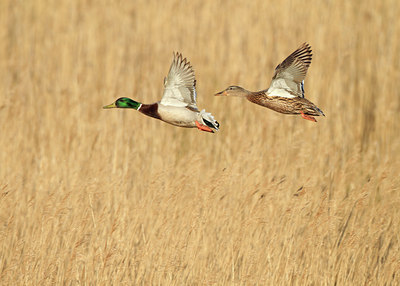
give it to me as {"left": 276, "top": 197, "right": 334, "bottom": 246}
{"left": 200, "top": 109, "right": 220, "bottom": 131}
{"left": 305, "top": 103, "right": 325, "bottom": 117}
{"left": 314, "top": 106, "right": 325, "bottom": 117}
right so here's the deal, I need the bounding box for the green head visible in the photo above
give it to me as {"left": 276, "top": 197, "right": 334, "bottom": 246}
{"left": 103, "top": 97, "right": 142, "bottom": 110}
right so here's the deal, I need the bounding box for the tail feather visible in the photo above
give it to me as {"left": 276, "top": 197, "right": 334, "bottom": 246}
{"left": 200, "top": 110, "right": 220, "bottom": 131}
{"left": 305, "top": 104, "right": 325, "bottom": 117}
{"left": 314, "top": 106, "right": 325, "bottom": 116}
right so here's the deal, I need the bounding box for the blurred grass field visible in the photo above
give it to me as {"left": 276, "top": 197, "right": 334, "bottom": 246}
{"left": 1, "top": 0, "right": 400, "bottom": 284}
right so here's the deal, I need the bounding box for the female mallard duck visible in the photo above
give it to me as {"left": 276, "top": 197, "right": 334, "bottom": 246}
{"left": 103, "top": 53, "right": 219, "bottom": 133}
{"left": 215, "top": 43, "right": 325, "bottom": 122}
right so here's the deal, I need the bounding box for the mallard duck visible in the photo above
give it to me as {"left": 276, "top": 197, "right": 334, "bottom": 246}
{"left": 103, "top": 53, "right": 219, "bottom": 133}
{"left": 215, "top": 43, "right": 325, "bottom": 122}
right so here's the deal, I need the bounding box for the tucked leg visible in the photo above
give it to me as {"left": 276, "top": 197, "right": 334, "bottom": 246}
{"left": 301, "top": 112, "right": 317, "bottom": 122}
{"left": 195, "top": 120, "right": 214, "bottom": 133}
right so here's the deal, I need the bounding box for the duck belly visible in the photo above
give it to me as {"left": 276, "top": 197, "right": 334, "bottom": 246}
{"left": 248, "top": 94, "right": 322, "bottom": 115}
{"left": 157, "top": 105, "right": 197, "bottom": 127}
{"left": 247, "top": 95, "right": 295, "bottom": 114}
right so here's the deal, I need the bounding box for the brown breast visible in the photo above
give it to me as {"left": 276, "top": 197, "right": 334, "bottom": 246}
{"left": 139, "top": 103, "right": 161, "bottom": 119}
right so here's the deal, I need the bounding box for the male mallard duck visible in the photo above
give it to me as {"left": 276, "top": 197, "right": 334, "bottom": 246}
{"left": 103, "top": 53, "right": 219, "bottom": 132}
{"left": 215, "top": 43, "right": 325, "bottom": 122}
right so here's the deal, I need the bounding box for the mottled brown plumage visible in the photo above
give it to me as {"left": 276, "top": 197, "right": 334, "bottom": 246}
{"left": 215, "top": 43, "right": 325, "bottom": 122}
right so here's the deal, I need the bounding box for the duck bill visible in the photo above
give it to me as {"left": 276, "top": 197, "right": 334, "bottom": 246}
{"left": 215, "top": 90, "right": 228, "bottom": 96}
{"left": 103, "top": 102, "right": 117, "bottom": 109}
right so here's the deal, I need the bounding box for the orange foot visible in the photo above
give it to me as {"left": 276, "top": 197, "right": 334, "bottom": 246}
{"left": 301, "top": 112, "right": 317, "bottom": 122}
{"left": 195, "top": 120, "right": 214, "bottom": 133}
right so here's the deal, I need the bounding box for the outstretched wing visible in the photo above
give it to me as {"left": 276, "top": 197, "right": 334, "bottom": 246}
{"left": 160, "top": 52, "right": 198, "bottom": 109}
{"left": 267, "top": 43, "right": 312, "bottom": 98}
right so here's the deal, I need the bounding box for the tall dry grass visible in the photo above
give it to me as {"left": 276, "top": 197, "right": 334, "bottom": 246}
{"left": 0, "top": 0, "right": 399, "bottom": 284}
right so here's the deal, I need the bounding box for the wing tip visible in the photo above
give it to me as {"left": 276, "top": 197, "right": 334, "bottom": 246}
{"left": 172, "top": 51, "right": 193, "bottom": 71}
{"left": 299, "top": 42, "right": 312, "bottom": 52}
{"left": 293, "top": 42, "right": 313, "bottom": 69}
{"left": 299, "top": 42, "right": 313, "bottom": 60}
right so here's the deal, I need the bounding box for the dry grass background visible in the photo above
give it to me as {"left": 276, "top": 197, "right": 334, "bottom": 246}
{"left": 0, "top": 0, "right": 400, "bottom": 284}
